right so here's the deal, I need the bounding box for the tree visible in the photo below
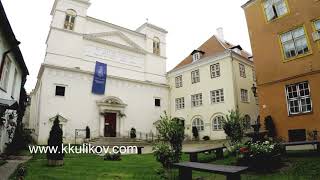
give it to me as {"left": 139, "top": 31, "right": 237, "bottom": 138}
{"left": 153, "top": 112, "right": 185, "bottom": 169}
{"left": 47, "top": 117, "right": 64, "bottom": 166}
{"left": 5, "top": 87, "right": 31, "bottom": 155}
{"left": 222, "top": 109, "right": 245, "bottom": 144}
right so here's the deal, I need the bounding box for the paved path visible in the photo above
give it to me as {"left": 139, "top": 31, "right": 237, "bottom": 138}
{"left": 0, "top": 156, "right": 32, "bottom": 180}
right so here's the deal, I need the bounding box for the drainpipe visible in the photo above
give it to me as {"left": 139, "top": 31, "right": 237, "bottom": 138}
{"left": 230, "top": 50, "right": 239, "bottom": 110}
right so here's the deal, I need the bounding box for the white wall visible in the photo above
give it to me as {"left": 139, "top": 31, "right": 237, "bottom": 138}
{"left": 168, "top": 52, "right": 259, "bottom": 140}
{"left": 0, "top": 29, "right": 24, "bottom": 153}
{"left": 34, "top": 66, "right": 168, "bottom": 144}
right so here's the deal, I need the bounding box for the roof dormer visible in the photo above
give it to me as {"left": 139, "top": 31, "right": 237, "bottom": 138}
{"left": 191, "top": 50, "right": 205, "bottom": 62}
{"left": 230, "top": 45, "right": 243, "bottom": 54}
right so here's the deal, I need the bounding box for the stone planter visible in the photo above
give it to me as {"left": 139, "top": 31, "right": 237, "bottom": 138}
{"left": 238, "top": 154, "right": 282, "bottom": 171}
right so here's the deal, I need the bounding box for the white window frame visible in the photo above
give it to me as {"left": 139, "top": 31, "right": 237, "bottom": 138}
{"left": 191, "top": 93, "right": 202, "bottom": 107}
{"left": 155, "top": 98, "right": 161, "bottom": 107}
{"left": 192, "top": 52, "right": 201, "bottom": 62}
{"left": 314, "top": 19, "right": 320, "bottom": 37}
{"left": 11, "top": 69, "right": 18, "bottom": 97}
{"left": 280, "top": 27, "right": 310, "bottom": 59}
{"left": 243, "top": 115, "right": 251, "bottom": 130}
{"left": 285, "top": 81, "right": 312, "bottom": 115}
{"left": 264, "top": 0, "right": 288, "bottom": 21}
{"left": 241, "top": 89, "right": 249, "bottom": 103}
{"left": 210, "top": 89, "right": 224, "bottom": 104}
{"left": 64, "top": 9, "right": 77, "bottom": 30}
{"left": 175, "top": 97, "right": 185, "bottom": 110}
{"left": 191, "top": 69, "right": 200, "bottom": 84}
{"left": 192, "top": 118, "right": 204, "bottom": 131}
{"left": 212, "top": 115, "right": 224, "bottom": 131}
{"left": 239, "top": 63, "right": 246, "bottom": 78}
{"left": 210, "top": 63, "right": 220, "bottom": 78}
{"left": 153, "top": 37, "right": 161, "bottom": 55}
{"left": 0, "top": 56, "right": 11, "bottom": 91}
{"left": 175, "top": 75, "right": 183, "bottom": 88}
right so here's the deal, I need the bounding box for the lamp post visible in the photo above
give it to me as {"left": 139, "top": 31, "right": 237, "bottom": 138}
{"left": 251, "top": 84, "right": 257, "bottom": 97}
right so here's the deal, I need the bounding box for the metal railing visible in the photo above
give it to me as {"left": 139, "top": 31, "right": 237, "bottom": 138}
{"left": 125, "top": 130, "right": 158, "bottom": 142}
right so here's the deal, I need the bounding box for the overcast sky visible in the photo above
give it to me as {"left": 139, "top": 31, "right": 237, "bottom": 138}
{"left": 2, "top": 0, "right": 251, "bottom": 92}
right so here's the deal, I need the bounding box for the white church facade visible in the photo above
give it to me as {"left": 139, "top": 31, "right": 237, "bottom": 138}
{"left": 29, "top": 0, "right": 169, "bottom": 144}
{"left": 29, "top": 0, "right": 259, "bottom": 144}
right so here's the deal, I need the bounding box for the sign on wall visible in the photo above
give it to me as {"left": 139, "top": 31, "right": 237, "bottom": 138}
{"left": 92, "top": 61, "right": 107, "bottom": 95}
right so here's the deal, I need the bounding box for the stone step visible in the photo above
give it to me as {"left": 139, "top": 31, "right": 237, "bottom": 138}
{"left": 90, "top": 137, "right": 143, "bottom": 142}
{"left": 89, "top": 137, "right": 151, "bottom": 146}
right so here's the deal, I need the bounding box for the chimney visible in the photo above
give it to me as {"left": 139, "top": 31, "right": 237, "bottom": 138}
{"left": 216, "top": 27, "right": 224, "bottom": 41}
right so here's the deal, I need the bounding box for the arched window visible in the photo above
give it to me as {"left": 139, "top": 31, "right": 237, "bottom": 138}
{"left": 153, "top": 37, "right": 160, "bottom": 55}
{"left": 64, "top": 9, "right": 77, "bottom": 30}
{"left": 212, "top": 115, "right": 224, "bottom": 131}
{"left": 192, "top": 118, "right": 204, "bottom": 131}
{"left": 243, "top": 115, "right": 251, "bottom": 130}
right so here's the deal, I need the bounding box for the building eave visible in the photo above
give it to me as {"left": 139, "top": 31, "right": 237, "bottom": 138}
{"left": 136, "top": 23, "right": 168, "bottom": 34}
{"left": 241, "top": 0, "right": 257, "bottom": 9}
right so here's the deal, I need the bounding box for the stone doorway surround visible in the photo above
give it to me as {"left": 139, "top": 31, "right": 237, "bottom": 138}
{"left": 96, "top": 96, "right": 127, "bottom": 137}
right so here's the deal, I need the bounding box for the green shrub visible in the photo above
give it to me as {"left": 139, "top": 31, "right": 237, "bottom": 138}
{"left": 153, "top": 112, "right": 185, "bottom": 169}
{"left": 222, "top": 109, "right": 245, "bottom": 144}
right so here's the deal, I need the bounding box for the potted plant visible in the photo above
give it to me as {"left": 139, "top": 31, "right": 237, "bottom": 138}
{"left": 192, "top": 127, "right": 199, "bottom": 140}
{"left": 130, "top": 128, "right": 136, "bottom": 139}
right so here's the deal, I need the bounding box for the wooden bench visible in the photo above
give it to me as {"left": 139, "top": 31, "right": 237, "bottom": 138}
{"left": 184, "top": 146, "right": 226, "bottom": 162}
{"left": 174, "top": 162, "right": 248, "bottom": 180}
{"left": 282, "top": 140, "right": 320, "bottom": 152}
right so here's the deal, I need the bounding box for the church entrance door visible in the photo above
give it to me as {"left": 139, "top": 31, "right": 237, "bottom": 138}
{"left": 104, "top": 113, "right": 117, "bottom": 137}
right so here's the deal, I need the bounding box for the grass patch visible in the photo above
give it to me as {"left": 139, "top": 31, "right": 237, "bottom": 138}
{"left": 9, "top": 151, "right": 320, "bottom": 180}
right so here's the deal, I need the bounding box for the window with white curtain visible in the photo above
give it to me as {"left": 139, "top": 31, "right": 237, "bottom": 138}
{"left": 0, "top": 56, "right": 11, "bottom": 91}
{"left": 192, "top": 118, "right": 204, "bottom": 131}
{"left": 191, "top": 93, "right": 202, "bottom": 107}
{"left": 280, "top": 27, "right": 309, "bottom": 59}
{"left": 210, "top": 89, "right": 224, "bottom": 104}
{"left": 175, "top": 75, "right": 183, "bottom": 88}
{"left": 264, "top": 0, "right": 288, "bottom": 21}
{"left": 210, "top": 63, "right": 220, "bottom": 78}
{"left": 191, "top": 69, "right": 200, "bottom": 84}
{"left": 175, "top": 97, "right": 185, "bottom": 110}
{"left": 212, "top": 115, "right": 224, "bottom": 130}
{"left": 314, "top": 20, "right": 320, "bottom": 36}
{"left": 286, "top": 81, "right": 312, "bottom": 115}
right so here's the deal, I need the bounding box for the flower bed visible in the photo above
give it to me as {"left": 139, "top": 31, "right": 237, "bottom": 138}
{"left": 233, "top": 140, "right": 285, "bottom": 171}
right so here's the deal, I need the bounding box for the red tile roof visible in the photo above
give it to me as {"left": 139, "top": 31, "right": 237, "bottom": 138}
{"left": 171, "top": 35, "right": 252, "bottom": 71}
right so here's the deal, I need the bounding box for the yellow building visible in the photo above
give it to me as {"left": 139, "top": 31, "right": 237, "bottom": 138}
{"left": 168, "top": 30, "right": 259, "bottom": 140}
{"left": 242, "top": 0, "right": 320, "bottom": 141}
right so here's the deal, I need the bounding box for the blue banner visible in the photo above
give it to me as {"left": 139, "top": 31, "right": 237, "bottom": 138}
{"left": 92, "top": 61, "right": 107, "bottom": 95}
